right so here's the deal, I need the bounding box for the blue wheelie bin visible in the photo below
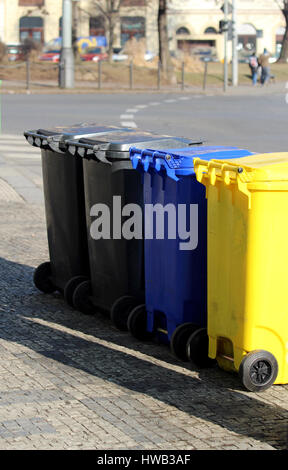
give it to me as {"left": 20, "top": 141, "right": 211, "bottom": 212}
{"left": 129, "top": 145, "right": 254, "bottom": 365}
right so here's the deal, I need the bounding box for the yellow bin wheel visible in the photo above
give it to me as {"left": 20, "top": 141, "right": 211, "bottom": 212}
{"left": 239, "top": 350, "right": 278, "bottom": 392}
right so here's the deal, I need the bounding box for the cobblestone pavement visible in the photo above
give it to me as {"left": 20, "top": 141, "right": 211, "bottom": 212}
{"left": 0, "top": 198, "right": 287, "bottom": 451}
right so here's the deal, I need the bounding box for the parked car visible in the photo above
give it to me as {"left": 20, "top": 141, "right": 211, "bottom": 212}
{"left": 80, "top": 46, "right": 108, "bottom": 62}
{"left": 112, "top": 48, "right": 156, "bottom": 62}
{"left": 6, "top": 44, "right": 27, "bottom": 61}
{"left": 38, "top": 50, "right": 60, "bottom": 62}
{"left": 112, "top": 48, "right": 129, "bottom": 62}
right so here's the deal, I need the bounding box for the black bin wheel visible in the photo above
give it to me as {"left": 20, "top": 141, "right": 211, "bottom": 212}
{"left": 127, "top": 304, "right": 153, "bottom": 342}
{"left": 33, "top": 262, "right": 56, "bottom": 294}
{"left": 111, "top": 295, "right": 140, "bottom": 331}
{"left": 186, "top": 328, "right": 216, "bottom": 368}
{"left": 239, "top": 350, "right": 278, "bottom": 392}
{"left": 72, "top": 280, "right": 95, "bottom": 315}
{"left": 64, "top": 276, "right": 89, "bottom": 307}
{"left": 170, "top": 322, "right": 199, "bottom": 362}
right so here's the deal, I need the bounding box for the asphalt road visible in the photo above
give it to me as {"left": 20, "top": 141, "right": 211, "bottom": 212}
{"left": 1, "top": 89, "right": 288, "bottom": 153}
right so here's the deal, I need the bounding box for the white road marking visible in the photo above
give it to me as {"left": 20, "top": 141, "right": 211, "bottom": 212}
{"left": 0, "top": 155, "right": 41, "bottom": 161}
{"left": 121, "top": 121, "right": 137, "bottom": 128}
{"left": 120, "top": 114, "right": 134, "bottom": 120}
{"left": 0, "top": 134, "right": 41, "bottom": 160}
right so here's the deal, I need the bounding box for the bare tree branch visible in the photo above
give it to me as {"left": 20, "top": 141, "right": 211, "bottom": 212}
{"left": 91, "top": 0, "right": 126, "bottom": 63}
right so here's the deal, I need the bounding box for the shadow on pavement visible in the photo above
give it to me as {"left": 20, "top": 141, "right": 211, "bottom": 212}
{"left": 0, "top": 256, "right": 287, "bottom": 450}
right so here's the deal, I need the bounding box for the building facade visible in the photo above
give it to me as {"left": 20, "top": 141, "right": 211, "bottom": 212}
{"left": 0, "top": 0, "right": 285, "bottom": 59}
{"left": 0, "top": 0, "right": 157, "bottom": 50}
{"left": 168, "top": 0, "right": 286, "bottom": 60}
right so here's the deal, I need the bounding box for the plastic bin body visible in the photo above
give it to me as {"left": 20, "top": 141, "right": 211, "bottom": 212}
{"left": 66, "top": 130, "right": 203, "bottom": 312}
{"left": 194, "top": 153, "right": 288, "bottom": 384}
{"left": 130, "top": 146, "right": 254, "bottom": 343}
{"left": 24, "top": 124, "right": 127, "bottom": 291}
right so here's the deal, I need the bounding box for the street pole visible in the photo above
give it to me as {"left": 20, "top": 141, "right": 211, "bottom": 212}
{"left": 223, "top": 0, "right": 228, "bottom": 92}
{"left": 232, "top": 0, "right": 238, "bottom": 86}
{"left": 59, "top": 0, "right": 74, "bottom": 88}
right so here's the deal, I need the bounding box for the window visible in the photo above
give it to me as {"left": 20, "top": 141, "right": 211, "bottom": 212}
{"left": 120, "top": 17, "right": 145, "bottom": 46}
{"left": 176, "top": 27, "right": 190, "bottom": 36}
{"left": 19, "top": 16, "right": 44, "bottom": 43}
{"left": 89, "top": 16, "right": 106, "bottom": 37}
{"left": 237, "top": 23, "right": 257, "bottom": 52}
{"left": 204, "top": 27, "right": 217, "bottom": 34}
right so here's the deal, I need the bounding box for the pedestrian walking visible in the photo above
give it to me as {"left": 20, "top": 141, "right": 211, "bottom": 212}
{"left": 249, "top": 53, "right": 259, "bottom": 86}
{"left": 258, "top": 48, "right": 271, "bottom": 86}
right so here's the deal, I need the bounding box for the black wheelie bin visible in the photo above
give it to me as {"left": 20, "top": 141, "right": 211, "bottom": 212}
{"left": 24, "top": 124, "right": 133, "bottom": 305}
{"left": 64, "top": 129, "right": 203, "bottom": 329}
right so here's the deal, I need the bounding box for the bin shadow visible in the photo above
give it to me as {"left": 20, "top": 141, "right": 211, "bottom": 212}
{"left": 0, "top": 256, "right": 288, "bottom": 450}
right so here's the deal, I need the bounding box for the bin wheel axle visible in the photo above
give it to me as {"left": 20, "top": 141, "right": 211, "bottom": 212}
{"left": 64, "top": 275, "right": 89, "bottom": 308}
{"left": 170, "top": 323, "right": 199, "bottom": 362}
{"left": 33, "top": 262, "right": 56, "bottom": 294}
{"left": 128, "top": 304, "right": 153, "bottom": 342}
{"left": 239, "top": 350, "right": 278, "bottom": 392}
{"left": 72, "top": 280, "right": 95, "bottom": 315}
{"left": 111, "top": 295, "right": 141, "bottom": 331}
{"left": 186, "top": 328, "right": 216, "bottom": 368}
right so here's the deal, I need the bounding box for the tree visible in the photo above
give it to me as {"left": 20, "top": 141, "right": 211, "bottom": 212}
{"left": 274, "top": 0, "right": 288, "bottom": 62}
{"left": 158, "top": 0, "right": 176, "bottom": 84}
{"left": 92, "top": 0, "right": 124, "bottom": 63}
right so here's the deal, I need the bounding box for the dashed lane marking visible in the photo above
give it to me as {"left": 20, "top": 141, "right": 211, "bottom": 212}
{"left": 120, "top": 114, "right": 134, "bottom": 120}
{"left": 120, "top": 121, "right": 137, "bottom": 128}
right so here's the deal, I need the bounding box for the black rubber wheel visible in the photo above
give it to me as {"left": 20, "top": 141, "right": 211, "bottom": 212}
{"left": 170, "top": 322, "right": 200, "bottom": 361}
{"left": 111, "top": 295, "right": 140, "bottom": 331}
{"left": 64, "top": 276, "right": 89, "bottom": 307}
{"left": 239, "top": 350, "right": 278, "bottom": 392}
{"left": 186, "top": 328, "right": 216, "bottom": 368}
{"left": 127, "top": 304, "right": 153, "bottom": 341}
{"left": 33, "top": 262, "right": 56, "bottom": 294}
{"left": 72, "top": 280, "right": 95, "bottom": 315}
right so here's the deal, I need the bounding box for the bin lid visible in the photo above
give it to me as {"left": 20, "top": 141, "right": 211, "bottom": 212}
{"left": 130, "top": 146, "right": 254, "bottom": 181}
{"left": 194, "top": 153, "right": 288, "bottom": 187}
{"left": 66, "top": 130, "right": 203, "bottom": 161}
{"left": 24, "top": 124, "right": 129, "bottom": 152}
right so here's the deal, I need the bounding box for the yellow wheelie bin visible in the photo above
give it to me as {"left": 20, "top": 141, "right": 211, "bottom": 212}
{"left": 194, "top": 153, "right": 288, "bottom": 392}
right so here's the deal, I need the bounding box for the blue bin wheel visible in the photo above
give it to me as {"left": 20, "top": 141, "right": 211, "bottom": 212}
{"left": 127, "top": 304, "right": 154, "bottom": 342}
{"left": 72, "top": 280, "right": 96, "bottom": 315}
{"left": 111, "top": 295, "right": 141, "bottom": 331}
{"left": 186, "top": 328, "right": 216, "bottom": 368}
{"left": 170, "top": 323, "right": 199, "bottom": 362}
{"left": 239, "top": 350, "right": 278, "bottom": 393}
{"left": 64, "top": 275, "right": 89, "bottom": 308}
{"left": 33, "top": 262, "right": 56, "bottom": 294}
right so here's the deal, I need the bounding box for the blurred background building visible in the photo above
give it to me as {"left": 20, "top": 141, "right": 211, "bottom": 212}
{"left": 0, "top": 0, "right": 286, "bottom": 61}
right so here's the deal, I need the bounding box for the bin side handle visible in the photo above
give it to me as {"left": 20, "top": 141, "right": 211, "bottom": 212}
{"left": 129, "top": 149, "right": 179, "bottom": 181}
{"left": 23, "top": 131, "right": 51, "bottom": 148}
{"left": 194, "top": 158, "right": 252, "bottom": 209}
